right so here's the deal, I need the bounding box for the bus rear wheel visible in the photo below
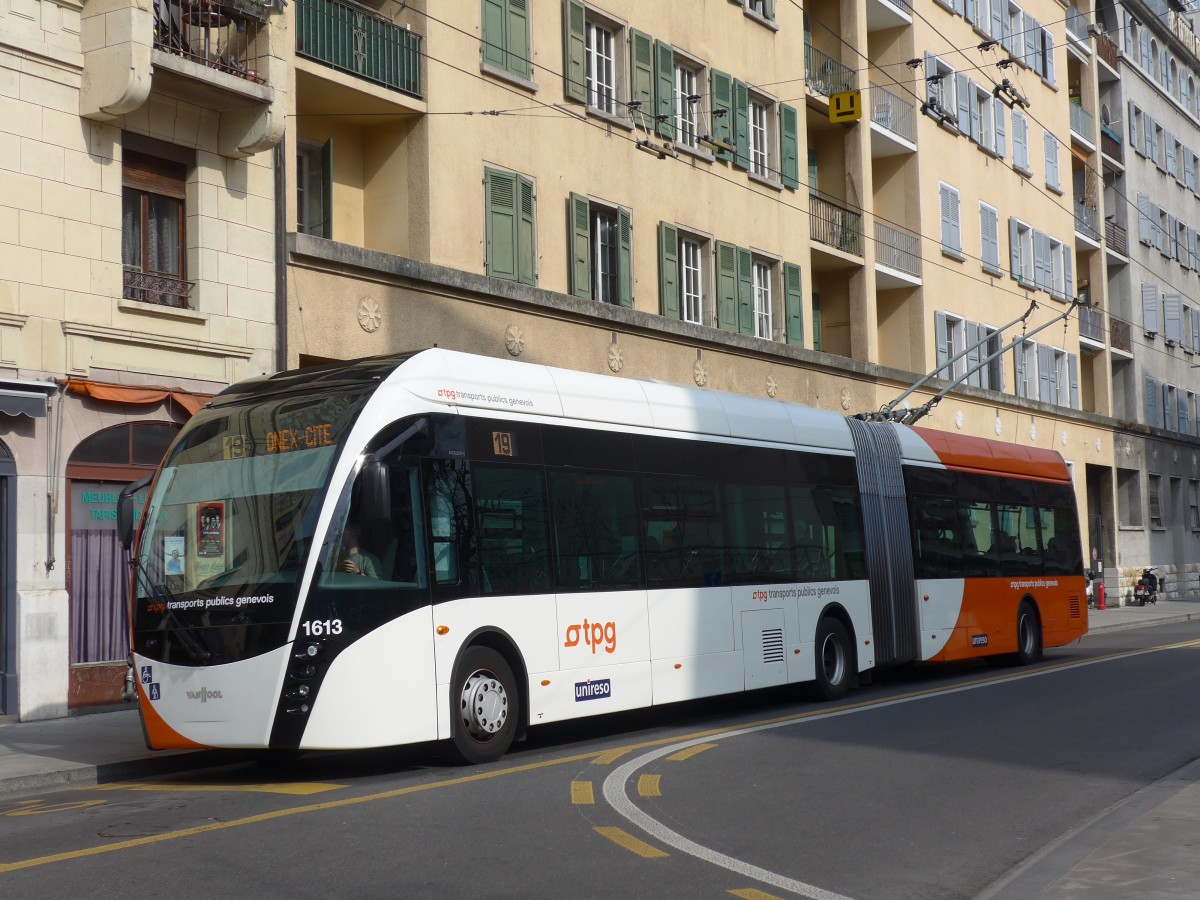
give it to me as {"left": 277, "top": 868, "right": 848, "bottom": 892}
{"left": 1015, "top": 601, "right": 1043, "bottom": 665}
{"left": 450, "top": 645, "right": 518, "bottom": 765}
{"left": 811, "top": 617, "right": 853, "bottom": 702}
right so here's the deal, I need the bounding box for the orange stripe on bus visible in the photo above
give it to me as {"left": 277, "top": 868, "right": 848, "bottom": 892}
{"left": 138, "top": 684, "right": 209, "bottom": 751}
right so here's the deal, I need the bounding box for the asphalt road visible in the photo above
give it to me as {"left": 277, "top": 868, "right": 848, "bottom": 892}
{"left": 2, "top": 621, "right": 1199, "bottom": 900}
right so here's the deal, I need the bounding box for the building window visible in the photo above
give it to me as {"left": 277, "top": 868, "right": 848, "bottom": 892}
{"left": 936, "top": 312, "right": 967, "bottom": 380}
{"left": 122, "top": 150, "right": 190, "bottom": 309}
{"left": 674, "top": 61, "right": 702, "bottom": 150}
{"left": 485, "top": 167, "right": 537, "bottom": 285}
{"left": 480, "top": 0, "right": 532, "bottom": 81}
{"left": 585, "top": 17, "right": 618, "bottom": 114}
{"left": 680, "top": 235, "right": 704, "bottom": 325}
{"left": 296, "top": 139, "right": 331, "bottom": 239}
{"left": 749, "top": 97, "right": 770, "bottom": 178}
{"left": 1148, "top": 474, "right": 1164, "bottom": 528}
{"left": 1118, "top": 468, "right": 1142, "bottom": 527}
{"left": 570, "top": 193, "right": 631, "bottom": 305}
{"left": 1189, "top": 480, "right": 1200, "bottom": 529}
{"left": 926, "top": 55, "right": 956, "bottom": 121}
{"left": 1010, "top": 217, "right": 1034, "bottom": 285}
{"left": 753, "top": 259, "right": 773, "bottom": 338}
{"left": 744, "top": 0, "right": 774, "bottom": 21}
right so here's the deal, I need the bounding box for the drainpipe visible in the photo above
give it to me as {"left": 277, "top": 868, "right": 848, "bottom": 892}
{"left": 274, "top": 133, "right": 288, "bottom": 373}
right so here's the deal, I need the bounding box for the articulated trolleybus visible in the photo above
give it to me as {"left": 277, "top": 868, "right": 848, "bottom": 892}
{"left": 125, "top": 349, "right": 1087, "bottom": 763}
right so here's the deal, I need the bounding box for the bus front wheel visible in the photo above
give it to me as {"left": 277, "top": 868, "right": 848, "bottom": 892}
{"left": 1015, "top": 601, "right": 1043, "bottom": 665}
{"left": 450, "top": 645, "right": 519, "bottom": 765}
{"left": 811, "top": 617, "right": 853, "bottom": 702}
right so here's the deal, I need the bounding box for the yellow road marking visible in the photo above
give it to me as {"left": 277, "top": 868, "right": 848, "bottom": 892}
{"left": 667, "top": 743, "right": 717, "bottom": 762}
{"left": 3, "top": 639, "right": 1193, "bottom": 875}
{"left": 593, "top": 826, "right": 668, "bottom": 859}
{"left": 637, "top": 774, "right": 661, "bottom": 798}
{"left": 570, "top": 780, "right": 595, "bottom": 805}
{"left": 729, "top": 888, "right": 784, "bottom": 900}
{"left": 87, "top": 782, "right": 345, "bottom": 796}
{"left": 592, "top": 748, "right": 629, "bottom": 765}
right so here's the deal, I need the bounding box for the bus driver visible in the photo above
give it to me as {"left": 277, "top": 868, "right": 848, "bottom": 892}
{"left": 339, "top": 526, "right": 380, "bottom": 578}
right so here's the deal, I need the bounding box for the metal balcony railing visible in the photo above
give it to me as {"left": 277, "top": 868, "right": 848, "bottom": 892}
{"left": 295, "top": 0, "right": 422, "bottom": 97}
{"left": 1075, "top": 200, "right": 1100, "bottom": 241}
{"left": 810, "top": 194, "right": 862, "bottom": 256}
{"left": 1100, "top": 125, "right": 1123, "bottom": 162}
{"left": 874, "top": 221, "right": 920, "bottom": 276}
{"left": 1110, "top": 318, "right": 1132, "bottom": 353}
{"left": 123, "top": 266, "right": 195, "bottom": 309}
{"left": 1070, "top": 102, "right": 1094, "bottom": 140}
{"left": 869, "top": 83, "right": 915, "bottom": 143}
{"left": 1066, "top": 8, "right": 1090, "bottom": 41}
{"left": 1096, "top": 31, "right": 1120, "bottom": 69}
{"left": 1079, "top": 305, "right": 1105, "bottom": 342}
{"left": 1105, "top": 219, "right": 1128, "bottom": 256}
{"left": 805, "top": 43, "right": 856, "bottom": 97}
{"left": 153, "top": 0, "right": 273, "bottom": 84}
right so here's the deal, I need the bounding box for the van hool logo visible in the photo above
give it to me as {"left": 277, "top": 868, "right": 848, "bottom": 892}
{"left": 186, "top": 687, "right": 223, "bottom": 703}
{"left": 563, "top": 619, "right": 617, "bottom": 654}
{"left": 574, "top": 679, "right": 612, "bottom": 701}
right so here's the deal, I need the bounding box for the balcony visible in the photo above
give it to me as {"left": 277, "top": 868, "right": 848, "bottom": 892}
{"left": 805, "top": 43, "right": 856, "bottom": 98}
{"left": 1105, "top": 219, "right": 1128, "bottom": 258}
{"left": 1096, "top": 32, "right": 1120, "bottom": 74}
{"left": 153, "top": 0, "right": 272, "bottom": 85}
{"left": 1100, "top": 124, "right": 1123, "bottom": 165}
{"left": 868, "top": 83, "right": 916, "bottom": 156}
{"left": 1110, "top": 318, "right": 1132, "bottom": 355}
{"left": 122, "top": 266, "right": 195, "bottom": 310}
{"left": 865, "top": 0, "right": 912, "bottom": 31}
{"left": 874, "top": 221, "right": 920, "bottom": 286}
{"left": 1079, "top": 305, "right": 1106, "bottom": 349}
{"left": 1075, "top": 200, "right": 1101, "bottom": 244}
{"left": 1069, "top": 102, "right": 1095, "bottom": 146}
{"left": 810, "top": 194, "right": 862, "bottom": 257}
{"left": 1066, "top": 8, "right": 1090, "bottom": 46}
{"left": 295, "top": 0, "right": 422, "bottom": 98}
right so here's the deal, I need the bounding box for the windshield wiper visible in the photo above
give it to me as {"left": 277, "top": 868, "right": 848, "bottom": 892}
{"left": 129, "top": 555, "right": 212, "bottom": 664}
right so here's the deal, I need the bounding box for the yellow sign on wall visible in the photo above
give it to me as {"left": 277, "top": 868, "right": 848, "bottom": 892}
{"left": 830, "top": 90, "right": 862, "bottom": 124}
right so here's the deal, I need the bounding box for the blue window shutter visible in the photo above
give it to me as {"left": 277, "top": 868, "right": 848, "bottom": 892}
{"left": 935, "top": 311, "right": 949, "bottom": 376}
{"left": 1142, "top": 282, "right": 1160, "bottom": 334}
{"left": 1038, "top": 344, "right": 1052, "bottom": 402}
{"left": 956, "top": 73, "right": 970, "bottom": 132}
{"left": 967, "top": 321, "right": 981, "bottom": 387}
{"left": 1064, "top": 250, "right": 1073, "bottom": 300}
{"left": 1009, "top": 217, "right": 1020, "bottom": 278}
{"left": 994, "top": 97, "right": 1006, "bottom": 157}
{"left": 1165, "top": 294, "right": 1183, "bottom": 343}
{"left": 1068, "top": 354, "right": 1079, "bottom": 409}
{"left": 1129, "top": 100, "right": 1138, "bottom": 150}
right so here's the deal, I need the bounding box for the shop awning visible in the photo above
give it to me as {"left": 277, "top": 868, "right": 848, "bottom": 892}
{"left": 0, "top": 388, "right": 48, "bottom": 419}
{"left": 66, "top": 379, "right": 213, "bottom": 417}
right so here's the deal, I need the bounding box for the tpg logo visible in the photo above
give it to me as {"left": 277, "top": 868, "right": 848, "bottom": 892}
{"left": 564, "top": 619, "right": 617, "bottom": 654}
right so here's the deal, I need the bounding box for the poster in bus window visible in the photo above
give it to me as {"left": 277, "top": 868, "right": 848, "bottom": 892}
{"left": 197, "top": 502, "right": 225, "bottom": 557}
{"left": 164, "top": 535, "right": 185, "bottom": 576}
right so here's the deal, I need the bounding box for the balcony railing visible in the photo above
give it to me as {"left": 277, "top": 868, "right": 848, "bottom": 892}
{"left": 869, "top": 83, "right": 915, "bottom": 143}
{"left": 1105, "top": 219, "right": 1128, "bottom": 256}
{"left": 296, "top": 0, "right": 422, "bottom": 97}
{"left": 1066, "top": 7, "right": 1090, "bottom": 41}
{"left": 810, "top": 194, "right": 862, "bottom": 256}
{"left": 874, "top": 221, "right": 920, "bottom": 276}
{"left": 1100, "top": 125, "right": 1123, "bottom": 162}
{"left": 153, "top": 0, "right": 273, "bottom": 84}
{"left": 1096, "top": 31, "right": 1120, "bottom": 69}
{"left": 1075, "top": 200, "right": 1100, "bottom": 241}
{"left": 1069, "top": 102, "right": 1094, "bottom": 140}
{"left": 1079, "top": 305, "right": 1105, "bottom": 342}
{"left": 1110, "top": 318, "right": 1132, "bottom": 353}
{"left": 805, "top": 43, "right": 856, "bottom": 97}
{"left": 123, "top": 266, "right": 195, "bottom": 309}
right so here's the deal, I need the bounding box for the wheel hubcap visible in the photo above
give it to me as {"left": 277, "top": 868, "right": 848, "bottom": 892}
{"left": 821, "top": 634, "right": 846, "bottom": 685}
{"left": 460, "top": 669, "right": 508, "bottom": 739}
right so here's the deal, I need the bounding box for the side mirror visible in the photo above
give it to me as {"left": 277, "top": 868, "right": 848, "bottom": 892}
{"left": 361, "top": 461, "right": 390, "bottom": 524}
{"left": 118, "top": 474, "right": 154, "bottom": 552}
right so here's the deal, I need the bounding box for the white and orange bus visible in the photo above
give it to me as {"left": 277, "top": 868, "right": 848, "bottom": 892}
{"left": 123, "top": 349, "right": 1086, "bottom": 763}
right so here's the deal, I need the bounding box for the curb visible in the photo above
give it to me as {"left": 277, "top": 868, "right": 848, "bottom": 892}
{"left": 1086, "top": 611, "right": 1200, "bottom": 635}
{"left": 0, "top": 749, "right": 250, "bottom": 798}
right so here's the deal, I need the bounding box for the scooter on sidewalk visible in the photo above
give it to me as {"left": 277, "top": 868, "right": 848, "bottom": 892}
{"left": 1085, "top": 569, "right": 1096, "bottom": 609}
{"left": 1134, "top": 567, "right": 1158, "bottom": 606}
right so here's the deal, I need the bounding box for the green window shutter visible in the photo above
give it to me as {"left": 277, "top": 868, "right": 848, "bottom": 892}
{"left": 563, "top": 0, "right": 586, "bottom": 103}
{"left": 320, "top": 138, "right": 333, "bottom": 239}
{"left": 736, "top": 246, "right": 754, "bottom": 334}
{"left": 779, "top": 104, "right": 799, "bottom": 189}
{"left": 568, "top": 192, "right": 591, "bottom": 298}
{"left": 630, "top": 30, "right": 654, "bottom": 131}
{"left": 784, "top": 262, "right": 803, "bottom": 345}
{"left": 485, "top": 168, "right": 519, "bottom": 281}
{"left": 481, "top": 0, "right": 507, "bottom": 69}
{"left": 811, "top": 292, "right": 822, "bottom": 352}
{"left": 716, "top": 241, "right": 738, "bottom": 330}
{"left": 658, "top": 222, "right": 679, "bottom": 319}
{"left": 507, "top": 0, "right": 531, "bottom": 79}
{"left": 733, "top": 79, "right": 750, "bottom": 170}
{"left": 655, "top": 40, "right": 675, "bottom": 140}
{"left": 710, "top": 69, "right": 733, "bottom": 162}
{"left": 618, "top": 207, "right": 633, "bottom": 308}
{"left": 517, "top": 175, "right": 537, "bottom": 285}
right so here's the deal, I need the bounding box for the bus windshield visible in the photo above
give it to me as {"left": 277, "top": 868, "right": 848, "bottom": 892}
{"left": 132, "top": 389, "right": 372, "bottom": 641}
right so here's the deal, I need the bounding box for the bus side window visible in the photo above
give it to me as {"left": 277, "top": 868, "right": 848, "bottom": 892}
{"left": 547, "top": 470, "right": 640, "bottom": 590}
{"left": 474, "top": 464, "right": 551, "bottom": 595}
{"left": 425, "top": 459, "right": 478, "bottom": 595}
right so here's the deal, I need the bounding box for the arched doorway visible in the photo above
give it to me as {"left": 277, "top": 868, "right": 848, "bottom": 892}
{"left": 66, "top": 422, "right": 179, "bottom": 707}
{"left": 0, "top": 440, "right": 13, "bottom": 715}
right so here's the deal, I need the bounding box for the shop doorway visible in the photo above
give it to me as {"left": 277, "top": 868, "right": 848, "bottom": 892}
{"left": 66, "top": 423, "right": 178, "bottom": 707}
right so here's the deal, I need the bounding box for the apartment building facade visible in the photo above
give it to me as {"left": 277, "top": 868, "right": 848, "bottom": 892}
{"left": 0, "top": 0, "right": 285, "bottom": 717}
